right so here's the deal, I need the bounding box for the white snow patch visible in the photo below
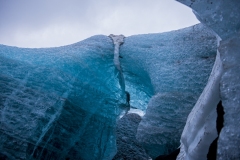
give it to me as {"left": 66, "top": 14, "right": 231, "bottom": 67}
{"left": 128, "top": 108, "right": 145, "bottom": 117}
{"left": 177, "top": 51, "right": 223, "bottom": 160}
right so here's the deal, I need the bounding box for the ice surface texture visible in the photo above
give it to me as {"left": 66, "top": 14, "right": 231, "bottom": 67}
{"left": 0, "top": 35, "right": 124, "bottom": 160}
{"left": 113, "top": 113, "right": 149, "bottom": 160}
{"left": 218, "top": 35, "right": 240, "bottom": 159}
{"left": 177, "top": 0, "right": 240, "bottom": 40}
{"left": 177, "top": 0, "right": 240, "bottom": 159}
{"left": 120, "top": 24, "right": 217, "bottom": 158}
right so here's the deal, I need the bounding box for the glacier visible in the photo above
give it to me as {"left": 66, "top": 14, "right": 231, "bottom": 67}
{"left": 0, "top": 0, "right": 239, "bottom": 159}
{"left": 0, "top": 23, "right": 217, "bottom": 159}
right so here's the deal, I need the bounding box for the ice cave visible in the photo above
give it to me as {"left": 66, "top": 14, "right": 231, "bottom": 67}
{"left": 0, "top": 0, "right": 239, "bottom": 160}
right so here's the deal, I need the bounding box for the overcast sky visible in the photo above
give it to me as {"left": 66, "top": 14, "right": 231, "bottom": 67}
{"left": 0, "top": 0, "right": 199, "bottom": 48}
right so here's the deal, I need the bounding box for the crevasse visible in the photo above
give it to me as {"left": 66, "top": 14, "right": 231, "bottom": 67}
{"left": 109, "top": 34, "right": 126, "bottom": 94}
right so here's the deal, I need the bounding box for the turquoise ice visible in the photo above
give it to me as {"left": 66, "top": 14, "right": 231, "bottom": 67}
{"left": 0, "top": 36, "right": 124, "bottom": 160}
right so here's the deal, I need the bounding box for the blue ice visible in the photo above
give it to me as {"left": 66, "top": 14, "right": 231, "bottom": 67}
{"left": 0, "top": 24, "right": 217, "bottom": 159}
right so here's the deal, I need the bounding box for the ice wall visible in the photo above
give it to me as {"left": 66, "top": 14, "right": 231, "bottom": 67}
{"left": 120, "top": 24, "right": 217, "bottom": 158}
{"left": 176, "top": 0, "right": 240, "bottom": 159}
{"left": 0, "top": 35, "right": 124, "bottom": 160}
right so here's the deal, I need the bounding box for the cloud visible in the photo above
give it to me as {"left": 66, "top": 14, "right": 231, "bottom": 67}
{"left": 0, "top": 0, "right": 199, "bottom": 48}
